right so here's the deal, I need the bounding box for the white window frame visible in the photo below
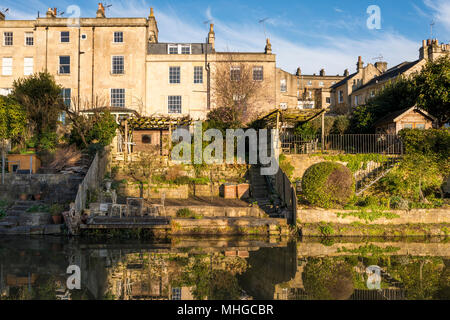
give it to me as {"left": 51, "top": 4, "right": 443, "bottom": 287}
{"left": 3, "top": 32, "right": 13, "bottom": 46}
{"left": 168, "top": 44, "right": 178, "bottom": 54}
{"left": 194, "top": 66, "right": 203, "bottom": 84}
{"left": 59, "top": 56, "right": 70, "bottom": 74}
{"left": 24, "top": 57, "right": 33, "bottom": 76}
{"left": 319, "top": 81, "right": 324, "bottom": 87}
{"left": 111, "top": 56, "right": 124, "bottom": 75}
{"left": 60, "top": 31, "right": 70, "bottom": 43}
{"left": 2, "top": 57, "right": 12, "bottom": 76}
{"left": 111, "top": 88, "right": 126, "bottom": 107}
{"left": 168, "top": 95, "right": 182, "bottom": 114}
{"left": 24, "top": 32, "right": 34, "bottom": 46}
{"left": 280, "top": 79, "right": 287, "bottom": 92}
{"left": 307, "top": 80, "right": 312, "bottom": 86}
{"left": 113, "top": 31, "right": 123, "bottom": 43}
{"left": 169, "top": 66, "right": 181, "bottom": 84}
{"left": 0, "top": 88, "right": 12, "bottom": 96}
{"left": 338, "top": 90, "right": 344, "bottom": 103}
{"left": 231, "top": 67, "right": 241, "bottom": 82}
{"left": 181, "top": 45, "right": 191, "bottom": 54}
{"left": 253, "top": 66, "right": 264, "bottom": 81}
{"left": 168, "top": 44, "right": 191, "bottom": 54}
{"left": 61, "top": 88, "right": 71, "bottom": 108}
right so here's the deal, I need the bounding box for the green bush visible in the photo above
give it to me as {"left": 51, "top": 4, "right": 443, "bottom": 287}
{"left": 49, "top": 204, "right": 64, "bottom": 216}
{"left": 302, "top": 162, "right": 355, "bottom": 208}
{"left": 176, "top": 208, "right": 203, "bottom": 219}
{"left": 279, "top": 154, "right": 295, "bottom": 179}
{"left": 37, "top": 130, "right": 59, "bottom": 151}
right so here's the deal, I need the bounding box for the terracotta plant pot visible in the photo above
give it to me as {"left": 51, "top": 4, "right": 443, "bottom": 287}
{"left": 34, "top": 194, "right": 42, "bottom": 201}
{"left": 52, "top": 215, "right": 62, "bottom": 225}
{"left": 19, "top": 194, "right": 28, "bottom": 201}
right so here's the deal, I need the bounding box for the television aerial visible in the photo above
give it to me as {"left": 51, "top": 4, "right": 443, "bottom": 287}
{"left": 372, "top": 54, "right": 384, "bottom": 62}
{"left": 258, "top": 17, "right": 269, "bottom": 39}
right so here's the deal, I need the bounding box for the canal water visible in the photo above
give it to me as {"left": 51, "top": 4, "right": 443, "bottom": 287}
{"left": 0, "top": 236, "right": 448, "bottom": 300}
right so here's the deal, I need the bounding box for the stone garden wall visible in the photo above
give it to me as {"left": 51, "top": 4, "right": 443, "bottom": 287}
{"left": 0, "top": 173, "right": 84, "bottom": 203}
{"left": 297, "top": 208, "right": 450, "bottom": 225}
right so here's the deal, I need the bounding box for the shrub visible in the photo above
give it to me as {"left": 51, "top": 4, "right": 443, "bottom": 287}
{"left": 49, "top": 204, "right": 64, "bottom": 216}
{"left": 176, "top": 208, "right": 203, "bottom": 219}
{"left": 302, "top": 162, "right": 355, "bottom": 208}
{"left": 279, "top": 154, "right": 295, "bottom": 179}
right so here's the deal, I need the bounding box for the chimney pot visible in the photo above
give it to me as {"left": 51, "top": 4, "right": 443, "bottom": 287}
{"left": 265, "top": 38, "right": 272, "bottom": 54}
{"left": 320, "top": 69, "right": 325, "bottom": 76}
{"left": 97, "top": 2, "right": 106, "bottom": 18}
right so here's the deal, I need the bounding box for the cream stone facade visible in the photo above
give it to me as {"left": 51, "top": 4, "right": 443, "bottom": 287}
{"left": 0, "top": 5, "right": 152, "bottom": 112}
{"left": 277, "top": 67, "right": 344, "bottom": 110}
{"left": 0, "top": 4, "right": 276, "bottom": 120}
{"left": 349, "top": 39, "right": 450, "bottom": 109}
{"left": 330, "top": 57, "right": 384, "bottom": 114}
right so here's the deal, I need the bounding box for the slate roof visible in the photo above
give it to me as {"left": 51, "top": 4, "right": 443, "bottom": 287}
{"left": 352, "top": 60, "right": 421, "bottom": 94}
{"left": 373, "top": 106, "right": 436, "bottom": 127}
{"left": 330, "top": 72, "right": 357, "bottom": 89}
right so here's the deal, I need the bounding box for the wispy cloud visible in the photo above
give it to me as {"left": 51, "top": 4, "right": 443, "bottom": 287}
{"left": 424, "top": 0, "right": 450, "bottom": 32}
{"left": 1, "top": 0, "right": 426, "bottom": 75}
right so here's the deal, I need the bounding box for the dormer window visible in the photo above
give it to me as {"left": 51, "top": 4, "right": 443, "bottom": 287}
{"left": 168, "top": 44, "right": 191, "bottom": 54}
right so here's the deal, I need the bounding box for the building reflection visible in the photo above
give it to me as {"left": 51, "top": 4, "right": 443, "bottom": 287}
{"left": 0, "top": 237, "right": 448, "bottom": 301}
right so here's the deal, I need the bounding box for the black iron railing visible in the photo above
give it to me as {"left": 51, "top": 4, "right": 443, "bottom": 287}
{"left": 280, "top": 134, "right": 404, "bottom": 155}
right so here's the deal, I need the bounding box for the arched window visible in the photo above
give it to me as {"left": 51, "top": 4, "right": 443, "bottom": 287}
{"left": 142, "top": 135, "right": 151, "bottom": 144}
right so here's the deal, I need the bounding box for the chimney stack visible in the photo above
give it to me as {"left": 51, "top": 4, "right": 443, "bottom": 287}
{"left": 375, "top": 62, "right": 388, "bottom": 73}
{"left": 96, "top": 3, "right": 106, "bottom": 18}
{"left": 265, "top": 38, "right": 272, "bottom": 54}
{"left": 356, "top": 56, "right": 364, "bottom": 72}
{"left": 320, "top": 69, "right": 325, "bottom": 76}
{"left": 147, "top": 7, "right": 159, "bottom": 43}
{"left": 296, "top": 67, "right": 301, "bottom": 76}
{"left": 344, "top": 69, "right": 349, "bottom": 77}
{"left": 208, "top": 23, "right": 215, "bottom": 51}
{"left": 46, "top": 8, "right": 56, "bottom": 18}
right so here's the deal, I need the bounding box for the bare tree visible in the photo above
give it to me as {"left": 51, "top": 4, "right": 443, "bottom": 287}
{"left": 122, "top": 147, "right": 164, "bottom": 199}
{"left": 63, "top": 94, "right": 111, "bottom": 148}
{"left": 210, "top": 54, "right": 274, "bottom": 127}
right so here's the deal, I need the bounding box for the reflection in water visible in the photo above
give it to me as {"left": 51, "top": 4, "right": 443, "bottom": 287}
{"left": 0, "top": 237, "right": 448, "bottom": 300}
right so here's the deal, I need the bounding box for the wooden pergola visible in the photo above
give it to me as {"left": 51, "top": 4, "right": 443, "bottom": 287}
{"left": 119, "top": 116, "right": 195, "bottom": 157}
{"left": 251, "top": 108, "right": 327, "bottom": 131}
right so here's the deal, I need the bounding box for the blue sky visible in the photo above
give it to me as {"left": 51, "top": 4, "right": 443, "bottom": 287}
{"left": 3, "top": 0, "right": 450, "bottom": 74}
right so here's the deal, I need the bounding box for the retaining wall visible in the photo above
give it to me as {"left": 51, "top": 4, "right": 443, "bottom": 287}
{"left": 297, "top": 208, "right": 450, "bottom": 225}
{"left": 0, "top": 173, "right": 83, "bottom": 203}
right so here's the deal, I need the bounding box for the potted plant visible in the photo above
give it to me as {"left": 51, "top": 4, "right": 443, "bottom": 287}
{"left": 34, "top": 192, "right": 42, "bottom": 201}
{"left": 52, "top": 212, "right": 62, "bottom": 225}
{"left": 19, "top": 193, "right": 28, "bottom": 201}
{"left": 50, "top": 204, "right": 64, "bottom": 225}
